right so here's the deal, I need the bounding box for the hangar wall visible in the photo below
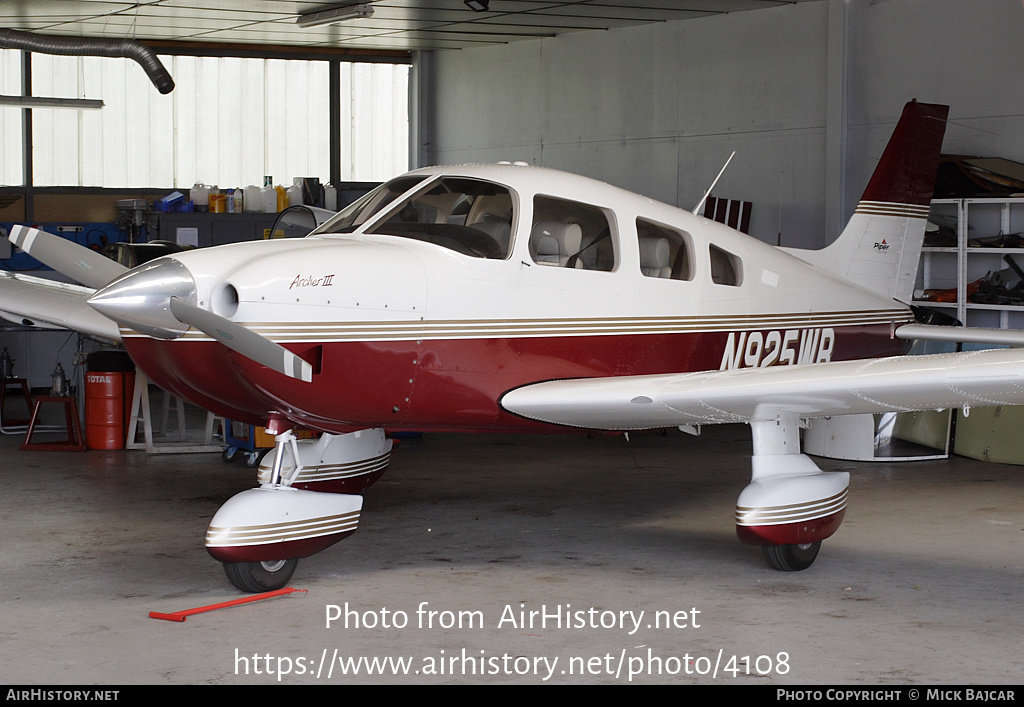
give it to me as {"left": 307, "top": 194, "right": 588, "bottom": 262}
{"left": 841, "top": 0, "right": 1024, "bottom": 223}
{"left": 420, "top": 0, "right": 1024, "bottom": 250}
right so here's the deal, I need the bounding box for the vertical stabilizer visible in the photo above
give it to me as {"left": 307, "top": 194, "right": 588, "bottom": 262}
{"left": 794, "top": 100, "right": 948, "bottom": 303}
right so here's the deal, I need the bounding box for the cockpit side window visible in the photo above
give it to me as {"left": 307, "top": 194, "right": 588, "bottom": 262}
{"left": 709, "top": 244, "right": 743, "bottom": 286}
{"left": 636, "top": 218, "right": 693, "bottom": 280}
{"left": 531, "top": 196, "right": 615, "bottom": 271}
{"left": 363, "top": 177, "right": 515, "bottom": 259}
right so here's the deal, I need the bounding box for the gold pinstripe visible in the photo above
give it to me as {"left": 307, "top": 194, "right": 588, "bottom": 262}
{"left": 854, "top": 201, "right": 931, "bottom": 218}
{"left": 735, "top": 489, "right": 848, "bottom": 526}
{"left": 205, "top": 510, "right": 360, "bottom": 546}
{"left": 123, "top": 309, "right": 910, "bottom": 342}
{"left": 257, "top": 451, "right": 391, "bottom": 485}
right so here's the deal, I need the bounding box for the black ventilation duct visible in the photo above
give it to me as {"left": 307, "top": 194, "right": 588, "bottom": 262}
{"left": 0, "top": 28, "right": 174, "bottom": 94}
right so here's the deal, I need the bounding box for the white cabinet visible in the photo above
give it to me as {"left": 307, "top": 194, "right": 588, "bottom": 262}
{"left": 916, "top": 198, "right": 1024, "bottom": 330}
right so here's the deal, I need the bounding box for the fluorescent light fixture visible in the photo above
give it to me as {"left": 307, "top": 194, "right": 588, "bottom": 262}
{"left": 0, "top": 95, "right": 104, "bottom": 110}
{"left": 296, "top": 3, "right": 374, "bottom": 28}
{"left": 464, "top": 0, "right": 490, "bottom": 10}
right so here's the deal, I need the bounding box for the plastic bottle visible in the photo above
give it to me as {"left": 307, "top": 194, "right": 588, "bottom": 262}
{"left": 190, "top": 183, "right": 209, "bottom": 212}
{"left": 209, "top": 186, "right": 224, "bottom": 213}
{"left": 261, "top": 176, "right": 277, "bottom": 213}
{"left": 287, "top": 178, "right": 303, "bottom": 207}
{"left": 244, "top": 185, "right": 261, "bottom": 212}
{"left": 276, "top": 185, "right": 287, "bottom": 212}
{"left": 324, "top": 183, "right": 338, "bottom": 211}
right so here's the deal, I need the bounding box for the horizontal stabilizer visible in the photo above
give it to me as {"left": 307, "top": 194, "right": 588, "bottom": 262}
{"left": 896, "top": 323, "right": 1024, "bottom": 348}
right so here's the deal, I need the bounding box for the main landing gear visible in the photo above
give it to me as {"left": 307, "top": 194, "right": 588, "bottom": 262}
{"left": 736, "top": 418, "right": 848, "bottom": 571}
{"left": 207, "top": 428, "right": 392, "bottom": 592}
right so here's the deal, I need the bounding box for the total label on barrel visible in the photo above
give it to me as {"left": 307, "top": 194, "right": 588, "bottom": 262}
{"left": 85, "top": 371, "right": 134, "bottom": 450}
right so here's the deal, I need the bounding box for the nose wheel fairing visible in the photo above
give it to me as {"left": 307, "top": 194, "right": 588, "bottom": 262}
{"left": 205, "top": 486, "right": 363, "bottom": 564}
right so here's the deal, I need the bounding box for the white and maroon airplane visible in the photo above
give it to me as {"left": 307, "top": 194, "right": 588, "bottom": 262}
{"left": 10, "top": 100, "right": 1024, "bottom": 592}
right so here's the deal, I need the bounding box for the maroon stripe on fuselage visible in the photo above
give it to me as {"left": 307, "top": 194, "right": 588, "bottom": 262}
{"left": 122, "top": 323, "right": 910, "bottom": 434}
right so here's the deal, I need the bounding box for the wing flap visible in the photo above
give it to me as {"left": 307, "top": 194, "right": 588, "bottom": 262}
{"left": 500, "top": 349, "right": 1024, "bottom": 430}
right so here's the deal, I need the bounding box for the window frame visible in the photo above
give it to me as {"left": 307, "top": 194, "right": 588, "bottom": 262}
{"left": 636, "top": 217, "right": 695, "bottom": 281}
{"left": 709, "top": 243, "right": 744, "bottom": 287}
{"left": 530, "top": 194, "right": 618, "bottom": 272}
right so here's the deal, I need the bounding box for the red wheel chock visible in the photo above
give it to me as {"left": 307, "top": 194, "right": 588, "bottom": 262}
{"left": 148, "top": 587, "right": 306, "bottom": 622}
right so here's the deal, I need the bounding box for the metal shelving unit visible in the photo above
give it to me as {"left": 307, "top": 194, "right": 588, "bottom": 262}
{"left": 916, "top": 198, "right": 1024, "bottom": 330}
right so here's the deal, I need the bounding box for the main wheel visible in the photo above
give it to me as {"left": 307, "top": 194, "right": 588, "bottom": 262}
{"left": 762, "top": 541, "right": 821, "bottom": 571}
{"left": 223, "top": 558, "right": 299, "bottom": 592}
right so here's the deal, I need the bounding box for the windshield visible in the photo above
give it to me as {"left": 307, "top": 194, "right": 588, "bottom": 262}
{"left": 317, "top": 176, "right": 427, "bottom": 234}
{"left": 363, "top": 177, "right": 515, "bottom": 259}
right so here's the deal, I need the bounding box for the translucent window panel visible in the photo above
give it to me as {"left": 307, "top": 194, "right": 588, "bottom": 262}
{"left": 27, "top": 55, "right": 408, "bottom": 189}
{"left": 340, "top": 62, "right": 409, "bottom": 181}
{"left": 32, "top": 54, "right": 174, "bottom": 187}
{"left": 172, "top": 56, "right": 330, "bottom": 189}
{"left": 0, "top": 49, "right": 24, "bottom": 186}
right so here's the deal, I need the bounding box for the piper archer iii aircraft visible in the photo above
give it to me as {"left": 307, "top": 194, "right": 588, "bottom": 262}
{"left": 9, "top": 99, "right": 1024, "bottom": 592}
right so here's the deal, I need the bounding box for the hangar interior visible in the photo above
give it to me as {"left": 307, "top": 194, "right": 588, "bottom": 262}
{"left": 2, "top": 0, "right": 1024, "bottom": 685}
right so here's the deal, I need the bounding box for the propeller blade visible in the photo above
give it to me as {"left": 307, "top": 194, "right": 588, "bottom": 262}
{"left": 8, "top": 225, "right": 128, "bottom": 289}
{"left": 168, "top": 297, "right": 312, "bottom": 382}
{"left": 0, "top": 272, "right": 121, "bottom": 341}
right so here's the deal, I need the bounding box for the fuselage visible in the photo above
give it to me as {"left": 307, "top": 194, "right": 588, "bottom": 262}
{"left": 115, "top": 164, "right": 913, "bottom": 434}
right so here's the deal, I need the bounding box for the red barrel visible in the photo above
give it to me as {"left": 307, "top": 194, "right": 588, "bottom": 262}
{"left": 85, "top": 371, "right": 135, "bottom": 450}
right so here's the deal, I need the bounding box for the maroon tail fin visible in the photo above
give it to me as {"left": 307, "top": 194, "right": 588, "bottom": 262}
{"left": 860, "top": 100, "right": 949, "bottom": 206}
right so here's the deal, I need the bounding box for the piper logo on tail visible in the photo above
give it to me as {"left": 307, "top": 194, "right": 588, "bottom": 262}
{"left": 874, "top": 239, "right": 889, "bottom": 251}
{"left": 720, "top": 328, "right": 835, "bottom": 370}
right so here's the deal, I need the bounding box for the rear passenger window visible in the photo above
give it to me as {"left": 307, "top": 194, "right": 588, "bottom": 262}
{"left": 709, "top": 244, "right": 743, "bottom": 286}
{"left": 531, "top": 196, "right": 615, "bottom": 271}
{"left": 637, "top": 219, "right": 693, "bottom": 280}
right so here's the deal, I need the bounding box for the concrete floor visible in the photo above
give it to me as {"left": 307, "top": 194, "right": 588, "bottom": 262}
{"left": 1, "top": 423, "right": 1022, "bottom": 685}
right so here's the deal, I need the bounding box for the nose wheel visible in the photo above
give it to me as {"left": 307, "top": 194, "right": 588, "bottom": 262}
{"left": 762, "top": 542, "right": 821, "bottom": 572}
{"left": 223, "top": 559, "right": 299, "bottom": 592}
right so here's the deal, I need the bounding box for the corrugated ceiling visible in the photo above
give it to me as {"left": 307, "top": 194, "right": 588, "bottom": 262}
{"left": 0, "top": 1, "right": 819, "bottom": 54}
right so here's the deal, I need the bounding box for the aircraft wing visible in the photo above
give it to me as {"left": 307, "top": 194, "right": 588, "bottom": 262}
{"left": 500, "top": 348, "right": 1024, "bottom": 430}
{"left": 0, "top": 272, "right": 121, "bottom": 342}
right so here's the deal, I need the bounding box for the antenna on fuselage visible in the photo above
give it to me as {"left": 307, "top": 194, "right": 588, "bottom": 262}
{"left": 692, "top": 151, "right": 736, "bottom": 216}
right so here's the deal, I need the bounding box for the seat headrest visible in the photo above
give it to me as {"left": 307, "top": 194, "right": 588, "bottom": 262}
{"left": 531, "top": 221, "right": 583, "bottom": 255}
